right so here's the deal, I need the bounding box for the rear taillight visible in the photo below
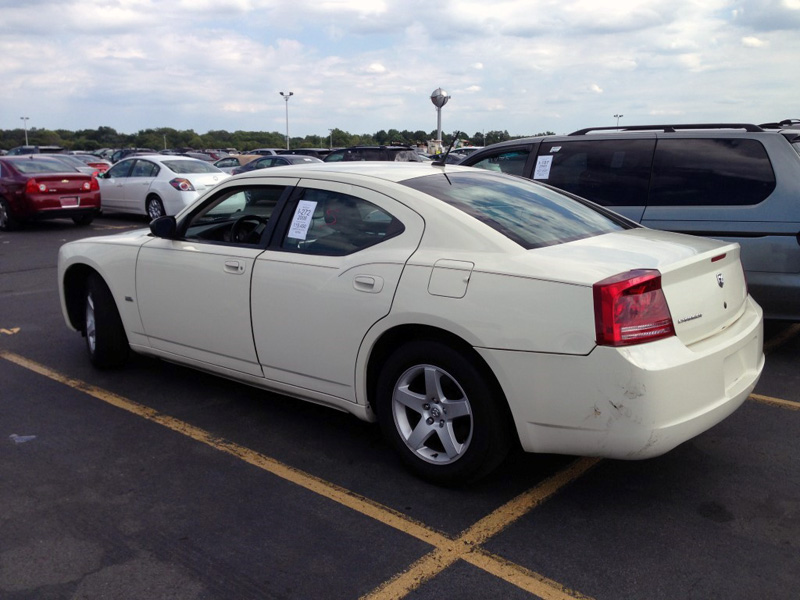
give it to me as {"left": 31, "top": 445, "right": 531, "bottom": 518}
{"left": 88, "top": 176, "right": 100, "bottom": 191}
{"left": 25, "top": 178, "right": 47, "bottom": 193}
{"left": 169, "top": 178, "right": 195, "bottom": 191}
{"left": 593, "top": 269, "right": 675, "bottom": 346}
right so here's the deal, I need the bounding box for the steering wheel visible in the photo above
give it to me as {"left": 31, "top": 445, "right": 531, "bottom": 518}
{"left": 230, "top": 214, "right": 268, "bottom": 244}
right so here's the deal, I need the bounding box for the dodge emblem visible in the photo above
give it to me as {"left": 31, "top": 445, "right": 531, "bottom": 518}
{"left": 716, "top": 273, "right": 725, "bottom": 288}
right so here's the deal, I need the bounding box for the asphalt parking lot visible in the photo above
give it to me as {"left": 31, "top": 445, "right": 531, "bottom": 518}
{"left": 1, "top": 215, "right": 798, "bottom": 600}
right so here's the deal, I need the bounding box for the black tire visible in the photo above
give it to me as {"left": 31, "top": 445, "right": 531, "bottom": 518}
{"left": 85, "top": 273, "right": 130, "bottom": 368}
{"left": 0, "top": 197, "right": 21, "bottom": 231}
{"left": 72, "top": 213, "right": 95, "bottom": 226}
{"left": 376, "top": 340, "right": 512, "bottom": 485}
{"left": 146, "top": 196, "right": 165, "bottom": 220}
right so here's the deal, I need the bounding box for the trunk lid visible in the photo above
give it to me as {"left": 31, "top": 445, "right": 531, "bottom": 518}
{"left": 483, "top": 227, "right": 750, "bottom": 346}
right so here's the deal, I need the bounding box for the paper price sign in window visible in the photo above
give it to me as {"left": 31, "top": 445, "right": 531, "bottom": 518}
{"left": 287, "top": 200, "right": 317, "bottom": 240}
{"left": 533, "top": 155, "right": 553, "bottom": 180}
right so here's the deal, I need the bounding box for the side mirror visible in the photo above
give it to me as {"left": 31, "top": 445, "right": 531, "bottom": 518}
{"left": 150, "top": 215, "right": 177, "bottom": 239}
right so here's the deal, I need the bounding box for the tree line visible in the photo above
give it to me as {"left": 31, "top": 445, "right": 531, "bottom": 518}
{"left": 0, "top": 126, "right": 554, "bottom": 153}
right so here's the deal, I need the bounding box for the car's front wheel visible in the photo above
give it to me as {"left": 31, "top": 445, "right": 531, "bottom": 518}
{"left": 376, "top": 340, "right": 512, "bottom": 485}
{"left": 146, "top": 196, "right": 165, "bottom": 220}
{"left": 85, "top": 273, "right": 130, "bottom": 368}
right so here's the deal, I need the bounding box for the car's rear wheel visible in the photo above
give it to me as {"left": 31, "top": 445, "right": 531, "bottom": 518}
{"left": 85, "top": 273, "right": 129, "bottom": 368}
{"left": 376, "top": 340, "right": 512, "bottom": 485}
{"left": 72, "top": 214, "right": 94, "bottom": 226}
{"left": 0, "top": 197, "right": 21, "bottom": 231}
{"left": 146, "top": 196, "right": 165, "bottom": 220}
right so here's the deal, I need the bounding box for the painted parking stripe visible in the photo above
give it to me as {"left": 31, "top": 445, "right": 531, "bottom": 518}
{"left": 0, "top": 350, "right": 596, "bottom": 599}
{"left": 362, "top": 457, "right": 600, "bottom": 600}
{"left": 749, "top": 393, "right": 800, "bottom": 410}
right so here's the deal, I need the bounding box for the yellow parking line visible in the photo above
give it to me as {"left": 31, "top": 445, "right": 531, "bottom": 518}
{"left": 749, "top": 393, "right": 800, "bottom": 410}
{"left": 0, "top": 350, "right": 596, "bottom": 599}
{"left": 362, "top": 457, "right": 600, "bottom": 600}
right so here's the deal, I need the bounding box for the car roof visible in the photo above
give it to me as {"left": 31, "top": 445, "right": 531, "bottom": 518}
{"left": 280, "top": 155, "right": 324, "bottom": 163}
{"left": 230, "top": 161, "right": 462, "bottom": 183}
{"left": 118, "top": 154, "right": 209, "bottom": 164}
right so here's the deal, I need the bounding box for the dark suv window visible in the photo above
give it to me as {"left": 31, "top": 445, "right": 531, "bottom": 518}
{"left": 650, "top": 138, "right": 776, "bottom": 206}
{"left": 469, "top": 148, "right": 531, "bottom": 176}
{"left": 536, "top": 139, "right": 655, "bottom": 207}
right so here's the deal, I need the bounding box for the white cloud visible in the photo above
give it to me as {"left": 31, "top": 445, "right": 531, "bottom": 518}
{"left": 0, "top": 0, "right": 798, "bottom": 137}
{"left": 742, "top": 36, "right": 767, "bottom": 47}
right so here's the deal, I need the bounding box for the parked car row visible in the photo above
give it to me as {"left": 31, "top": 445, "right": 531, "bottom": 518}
{"left": 6, "top": 119, "right": 800, "bottom": 324}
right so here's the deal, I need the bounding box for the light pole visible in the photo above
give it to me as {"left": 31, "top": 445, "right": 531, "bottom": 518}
{"left": 279, "top": 91, "right": 293, "bottom": 150}
{"left": 329, "top": 128, "right": 333, "bottom": 149}
{"left": 614, "top": 113, "right": 624, "bottom": 127}
{"left": 20, "top": 117, "right": 29, "bottom": 145}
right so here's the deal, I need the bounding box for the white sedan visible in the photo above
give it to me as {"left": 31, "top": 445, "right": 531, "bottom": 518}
{"left": 58, "top": 163, "right": 764, "bottom": 484}
{"left": 98, "top": 154, "right": 229, "bottom": 219}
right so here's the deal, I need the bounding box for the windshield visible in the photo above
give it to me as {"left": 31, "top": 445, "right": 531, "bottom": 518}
{"left": 402, "top": 171, "right": 630, "bottom": 249}
{"left": 161, "top": 160, "right": 223, "bottom": 174}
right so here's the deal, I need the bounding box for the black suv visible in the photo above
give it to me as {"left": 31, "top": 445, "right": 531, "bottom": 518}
{"left": 460, "top": 123, "right": 800, "bottom": 320}
{"left": 323, "top": 145, "right": 421, "bottom": 162}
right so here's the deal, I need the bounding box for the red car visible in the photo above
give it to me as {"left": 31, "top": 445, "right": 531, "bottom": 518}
{"left": 0, "top": 156, "right": 101, "bottom": 230}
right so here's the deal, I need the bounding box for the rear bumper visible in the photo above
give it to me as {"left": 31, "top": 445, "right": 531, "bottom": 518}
{"left": 478, "top": 295, "right": 764, "bottom": 459}
{"left": 11, "top": 192, "right": 101, "bottom": 221}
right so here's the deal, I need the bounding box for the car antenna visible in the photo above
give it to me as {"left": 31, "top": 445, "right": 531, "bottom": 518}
{"left": 432, "top": 131, "right": 460, "bottom": 167}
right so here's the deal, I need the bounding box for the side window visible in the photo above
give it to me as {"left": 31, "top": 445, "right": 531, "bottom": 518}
{"left": 107, "top": 160, "right": 133, "bottom": 178}
{"left": 255, "top": 157, "right": 274, "bottom": 169}
{"left": 131, "top": 160, "right": 158, "bottom": 178}
{"left": 650, "top": 138, "right": 776, "bottom": 206}
{"left": 469, "top": 149, "right": 531, "bottom": 176}
{"left": 324, "top": 150, "right": 345, "bottom": 162}
{"left": 535, "top": 140, "right": 655, "bottom": 207}
{"left": 281, "top": 189, "right": 404, "bottom": 256}
{"left": 184, "top": 185, "right": 286, "bottom": 245}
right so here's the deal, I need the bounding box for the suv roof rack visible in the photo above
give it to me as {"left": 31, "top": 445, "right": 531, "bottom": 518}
{"left": 759, "top": 119, "right": 800, "bottom": 129}
{"left": 569, "top": 123, "right": 765, "bottom": 135}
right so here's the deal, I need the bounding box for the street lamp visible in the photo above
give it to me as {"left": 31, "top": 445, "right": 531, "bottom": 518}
{"left": 614, "top": 113, "right": 624, "bottom": 128}
{"left": 20, "top": 117, "right": 29, "bottom": 145}
{"left": 329, "top": 128, "right": 333, "bottom": 149}
{"left": 279, "top": 91, "right": 293, "bottom": 150}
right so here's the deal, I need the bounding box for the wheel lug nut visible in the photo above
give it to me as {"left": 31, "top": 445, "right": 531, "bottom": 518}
{"left": 439, "top": 420, "right": 445, "bottom": 427}
{"left": 426, "top": 417, "right": 434, "bottom": 425}
{"left": 423, "top": 403, "right": 430, "bottom": 410}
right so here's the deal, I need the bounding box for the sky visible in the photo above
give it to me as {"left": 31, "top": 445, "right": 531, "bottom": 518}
{"left": 2, "top": 0, "right": 799, "bottom": 140}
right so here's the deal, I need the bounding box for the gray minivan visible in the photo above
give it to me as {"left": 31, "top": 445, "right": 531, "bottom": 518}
{"left": 460, "top": 123, "right": 800, "bottom": 320}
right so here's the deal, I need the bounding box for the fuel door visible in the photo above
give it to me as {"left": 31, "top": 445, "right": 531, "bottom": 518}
{"left": 428, "top": 259, "right": 474, "bottom": 299}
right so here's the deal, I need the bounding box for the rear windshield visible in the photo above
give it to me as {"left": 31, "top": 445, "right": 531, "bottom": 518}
{"left": 161, "top": 160, "right": 222, "bottom": 174}
{"left": 8, "top": 158, "right": 78, "bottom": 174}
{"left": 402, "top": 171, "right": 630, "bottom": 249}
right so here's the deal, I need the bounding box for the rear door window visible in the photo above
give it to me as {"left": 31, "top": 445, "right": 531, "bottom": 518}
{"left": 468, "top": 148, "right": 532, "bottom": 176}
{"left": 535, "top": 139, "right": 655, "bottom": 208}
{"left": 649, "top": 138, "right": 776, "bottom": 206}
